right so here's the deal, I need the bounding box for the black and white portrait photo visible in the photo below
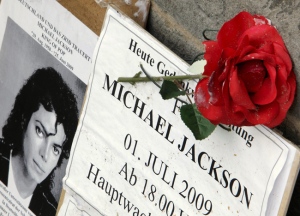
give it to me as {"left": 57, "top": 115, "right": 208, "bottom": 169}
{"left": 0, "top": 18, "right": 86, "bottom": 216}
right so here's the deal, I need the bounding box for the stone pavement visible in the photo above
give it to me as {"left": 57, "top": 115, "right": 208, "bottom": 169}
{"left": 146, "top": 1, "right": 300, "bottom": 215}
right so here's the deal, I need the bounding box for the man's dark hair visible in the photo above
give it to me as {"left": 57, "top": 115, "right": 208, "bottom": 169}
{"left": 2, "top": 67, "right": 79, "bottom": 189}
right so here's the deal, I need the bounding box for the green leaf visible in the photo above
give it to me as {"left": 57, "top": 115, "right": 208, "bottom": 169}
{"left": 159, "top": 80, "right": 186, "bottom": 100}
{"left": 180, "top": 104, "right": 216, "bottom": 140}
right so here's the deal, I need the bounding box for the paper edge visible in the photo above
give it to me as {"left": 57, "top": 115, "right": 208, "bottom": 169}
{"left": 278, "top": 148, "right": 300, "bottom": 215}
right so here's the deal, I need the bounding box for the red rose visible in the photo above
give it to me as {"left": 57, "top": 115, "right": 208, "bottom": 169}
{"left": 195, "top": 11, "right": 296, "bottom": 127}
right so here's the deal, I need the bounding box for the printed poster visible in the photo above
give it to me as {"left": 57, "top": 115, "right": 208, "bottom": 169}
{"left": 0, "top": 0, "right": 97, "bottom": 215}
{"left": 59, "top": 6, "right": 292, "bottom": 216}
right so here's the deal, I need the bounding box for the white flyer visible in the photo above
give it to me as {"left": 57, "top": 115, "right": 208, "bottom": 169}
{"left": 57, "top": 6, "right": 298, "bottom": 216}
{"left": 0, "top": 0, "right": 97, "bottom": 215}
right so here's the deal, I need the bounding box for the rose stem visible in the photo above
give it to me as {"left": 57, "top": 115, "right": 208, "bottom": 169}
{"left": 117, "top": 64, "right": 203, "bottom": 83}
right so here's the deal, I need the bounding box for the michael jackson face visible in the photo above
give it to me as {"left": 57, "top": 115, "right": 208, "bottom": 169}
{"left": 21, "top": 104, "right": 66, "bottom": 184}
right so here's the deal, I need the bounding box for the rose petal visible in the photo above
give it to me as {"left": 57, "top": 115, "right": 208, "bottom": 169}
{"left": 276, "top": 69, "right": 292, "bottom": 103}
{"left": 241, "top": 25, "right": 286, "bottom": 49}
{"left": 208, "top": 52, "right": 236, "bottom": 106}
{"left": 267, "top": 73, "right": 296, "bottom": 127}
{"left": 239, "top": 51, "right": 277, "bottom": 66}
{"left": 222, "top": 47, "right": 236, "bottom": 59}
{"left": 222, "top": 79, "right": 245, "bottom": 125}
{"left": 243, "top": 102, "right": 280, "bottom": 125}
{"left": 251, "top": 62, "right": 277, "bottom": 105}
{"left": 276, "top": 57, "right": 288, "bottom": 81}
{"left": 195, "top": 78, "right": 225, "bottom": 123}
{"left": 203, "top": 41, "right": 222, "bottom": 76}
{"left": 229, "top": 68, "right": 256, "bottom": 109}
{"left": 276, "top": 79, "right": 291, "bottom": 104}
{"left": 217, "top": 11, "right": 256, "bottom": 50}
{"left": 208, "top": 70, "right": 224, "bottom": 105}
{"left": 253, "top": 14, "right": 270, "bottom": 26}
{"left": 236, "top": 32, "right": 272, "bottom": 59}
{"left": 259, "top": 42, "right": 275, "bottom": 54}
{"left": 273, "top": 43, "right": 292, "bottom": 73}
{"left": 237, "top": 60, "right": 267, "bottom": 92}
{"left": 218, "top": 52, "right": 235, "bottom": 82}
{"left": 236, "top": 37, "right": 257, "bottom": 59}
